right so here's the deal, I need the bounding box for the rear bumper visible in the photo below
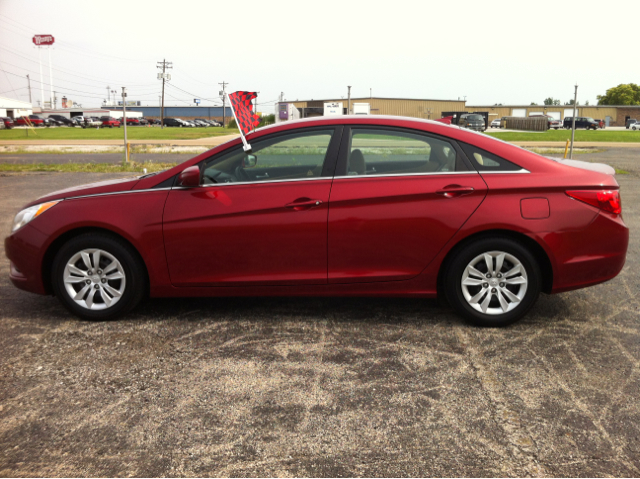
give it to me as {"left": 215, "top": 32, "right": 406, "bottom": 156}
{"left": 549, "top": 211, "right": 629, "bottom": 293}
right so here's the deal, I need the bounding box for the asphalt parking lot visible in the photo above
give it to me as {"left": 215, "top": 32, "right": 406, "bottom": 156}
{"left": 0, "top": 149, "right": 639, "bottom": 477}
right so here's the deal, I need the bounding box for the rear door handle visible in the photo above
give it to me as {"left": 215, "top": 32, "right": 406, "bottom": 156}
{"left": 285, "top": 198, "right": 323, "bottom": 211}
{"left": 436, "top": 185, "right": 475, "bottom": 198}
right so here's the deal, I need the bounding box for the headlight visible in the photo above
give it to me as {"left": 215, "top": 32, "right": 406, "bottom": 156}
{"left": 12, "top": 201, "right": 59, "bottom": 232}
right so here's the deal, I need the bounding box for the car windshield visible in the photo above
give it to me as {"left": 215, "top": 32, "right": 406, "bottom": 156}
{"left": 586, "top": 118, "right": 595, "bottom": 122}
{"left": 467, "top": 115, "right": 483, "bottom": 120}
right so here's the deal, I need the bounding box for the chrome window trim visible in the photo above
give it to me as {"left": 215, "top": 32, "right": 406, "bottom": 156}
{"left": 333, "top": 171, "right": 480, "bottom": 180}
{"left": 478, "top": 169, "right": 530, "bottom": 174}
{"left": 195, "top": 176, "right": 334, "bottom": 188}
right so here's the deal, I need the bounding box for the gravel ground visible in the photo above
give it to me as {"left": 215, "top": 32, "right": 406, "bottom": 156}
{"left": 0, "top": 148, "right": 639, "bottom": 477}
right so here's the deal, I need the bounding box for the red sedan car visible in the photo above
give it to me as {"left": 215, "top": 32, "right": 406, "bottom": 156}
{"left": 5, "top": 116, "right": 628, "bottom": 326}
{"left": 100, "top": 117, "right": 121, "bottom": 128}
{"left": 15, "top": 115, "right": 46, "bottom": 127}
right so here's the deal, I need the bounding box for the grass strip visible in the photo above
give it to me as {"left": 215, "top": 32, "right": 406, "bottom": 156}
{"left": 0, "top": 127, "right": 238, "bottom": 141}
{"left": 0, "top": 161, "right": 177, "bottom": 173}
{"left": 488, "top": 130, "right": 640, "bottom": 143}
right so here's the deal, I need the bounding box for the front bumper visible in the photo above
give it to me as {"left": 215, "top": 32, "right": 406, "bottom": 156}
{"left": 5, "top": 224, "right": 50, "bottom": 295}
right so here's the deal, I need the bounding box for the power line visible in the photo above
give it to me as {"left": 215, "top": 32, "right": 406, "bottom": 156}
{"left": 0, "top": 45, "right": 157, "bottom": 87}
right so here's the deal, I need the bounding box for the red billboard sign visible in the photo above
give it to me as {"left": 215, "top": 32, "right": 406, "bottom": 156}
{"left": 32, "top": 35, "right": 55, "bottom": 46}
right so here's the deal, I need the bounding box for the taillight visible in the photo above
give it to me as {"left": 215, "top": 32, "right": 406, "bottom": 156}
{"left": 566, "top": 190, "right": 622, "bottom": 215}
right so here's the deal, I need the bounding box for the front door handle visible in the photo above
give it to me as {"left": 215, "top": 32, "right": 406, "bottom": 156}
{"left": 285, "top": 198, "right": 323, "bottom": 211}
{"left": 436, "top": 185, "right": 475, "bottom": 198}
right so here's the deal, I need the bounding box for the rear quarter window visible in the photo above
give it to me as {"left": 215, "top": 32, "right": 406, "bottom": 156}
{"left": 459, "top": 143, "right": 523, "bottom": 172}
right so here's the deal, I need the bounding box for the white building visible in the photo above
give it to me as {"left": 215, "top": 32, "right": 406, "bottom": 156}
{"left": 0, "top": 96, "right": 33, "bottom": 118}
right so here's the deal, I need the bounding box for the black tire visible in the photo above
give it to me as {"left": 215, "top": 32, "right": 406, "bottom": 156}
{"left": 444, "top": 237, "right": 541, "bottom": 327}
{"left": 51, "top": 233, "right": 147, "bottom": 321}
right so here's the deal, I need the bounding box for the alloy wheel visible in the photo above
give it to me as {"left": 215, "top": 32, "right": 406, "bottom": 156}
{"left": 460, "top": 250, "right": 528, "bottom": 315}
{"left": 62, "top": 248, "right": 126, "bottom": 310}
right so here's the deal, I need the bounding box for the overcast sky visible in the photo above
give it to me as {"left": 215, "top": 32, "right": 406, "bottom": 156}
{"left": 0, "top": 0, "right": 637, "bottom": 112}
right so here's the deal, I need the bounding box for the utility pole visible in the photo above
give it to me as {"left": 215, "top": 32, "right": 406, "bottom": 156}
{"left": 26, "top": 75, "right": 32, "bottom": 105}
{"left": 219, "top": 81, "right": 228, "bottom": 127}
{"left": 570, "top": 84, "right": 578, "bottom": 159}
{"left": 48, "top": 47, "right": 54, "bottom": 109}
{"left": 38, "top": 47, "right": 44, "bottom": 108}
{"left": 370, "top": 87, "right": 372, "bottom": 99}
{"left": 106, "top": 85, "right": 110, "bottom": 106}
{"left": 122, "top": 87, "right": 129, "bottom": 163}
{"left": 157, "top": 59, "right": 173, "bottom": 129}
{"left": 347, "top": 86, "right": 352, "bottom": 115}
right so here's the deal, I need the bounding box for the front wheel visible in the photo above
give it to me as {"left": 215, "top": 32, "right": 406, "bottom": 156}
{"left": 444, "top": 237, "right": 541, "bottom": 327}
{"left": 51, "top": 233, "right": 147, "bottom": 320}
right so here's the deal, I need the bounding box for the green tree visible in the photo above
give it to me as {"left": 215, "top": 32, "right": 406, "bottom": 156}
{"left": 597, "top": 83, "right": 640, "bottom": 105}
{"left": 544, "top": 97, "right": 554, "bottom": 105}
{"left": 530, "top": 102, "right": 538, "bottom": 105}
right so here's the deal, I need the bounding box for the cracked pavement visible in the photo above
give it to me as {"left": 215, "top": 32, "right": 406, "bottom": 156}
{"left": 0, "top": 147, "right": 639, "bottom": 477}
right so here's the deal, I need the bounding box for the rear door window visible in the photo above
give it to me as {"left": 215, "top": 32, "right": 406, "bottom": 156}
{"left": 336, "top": 128, "right": 469, "bottom": 177}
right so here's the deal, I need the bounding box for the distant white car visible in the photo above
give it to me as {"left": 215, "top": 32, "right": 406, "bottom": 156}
{"left": 490, "top": 119, "right": 501, "bottom": 128}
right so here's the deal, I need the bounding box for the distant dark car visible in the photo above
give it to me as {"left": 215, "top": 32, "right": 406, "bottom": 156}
{"left": 0, "top": 117, "right": 15, "bottom": 129}
{"left": 563, "top": 117, "right": 599, "bottom": 130}
{"left": 100, "top": 117, "right": 121, "bottom": 128}
{"left": 138, "top": 118, "right": 149, "bottom": 126}
{"left": 625, "top": 119, "right": 637, "bottom": 129}
{"left": 162, "top": 118, "right": 183, "bottom": 127}
{"left": 48, "top": 115, "right": 75, "bottom": 127}
{"left": 146, "top": 118, "right": 160, "bottom": 125}
{"left": 458, "top": 114, "right": 486, "bottom": 132}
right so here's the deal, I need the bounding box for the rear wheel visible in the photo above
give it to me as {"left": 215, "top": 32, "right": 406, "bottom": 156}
{"left": 444, "top": 237, "right": 541, "bottom": 327}
{"left": 52, "top": 233, "right": 147, "bottom": 320}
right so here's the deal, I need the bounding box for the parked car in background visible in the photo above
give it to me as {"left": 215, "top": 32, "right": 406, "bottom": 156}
{"left": 125, "top": 118, "right": 140, "bottom": 126}
{"left": 458, "top": 113, "right": 486, "bottom": 132}
{"left": 0, "top": 118, "right": 5, "bottom": 129}
{"left": 162, "top": 118, "right": 183, "bottom": 127}
{"left": 632, "top": 123, "right": 640, "bottom": 131}
{"left": 193, "top": 120, "right": 209, "bottom": 127}
{"left": 1, "top": 117, "right": 15, "bottom": 129}
{"left": 138, "top": 118, "right": 149, "bottom": 126}
{"left": 48, "top": 115, "right": 75, "bottom": 127}
{"left": 490, "top": 119, "right": 501, "bottom": 128}
{"left": 625, "top": 119, "right": 637, "bottom": 129}
{"left": 15, "top": 115, "right": 46, "bottom": 127}
{"left": 563, "top": 117, "right": 599, "bottom": 130}
{"left": 100, "top": 117, "right": 121, "bottom": 128}
{"left": 147, "top": 118, "right": 160, "bottom": 125}
{"left": 86, "top": 117, "right": 103, "bottom": 127}
{"left": 5, "top": 115, "right": 627, "bottom": 327}
{"left": 549, "top": 119, "right": 562, "bottom": 130}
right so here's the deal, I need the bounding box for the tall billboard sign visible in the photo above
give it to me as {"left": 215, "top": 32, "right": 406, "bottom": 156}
{"left": 32, "top": 35, "right": 55, "bottom": 46}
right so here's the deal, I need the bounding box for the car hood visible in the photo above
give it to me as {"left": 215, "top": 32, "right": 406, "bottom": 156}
{"left": 546, "top": 156, "right": 616, "bottom": 175}
{"left": 29, "top": 176, "right": 141, "bottom": 206}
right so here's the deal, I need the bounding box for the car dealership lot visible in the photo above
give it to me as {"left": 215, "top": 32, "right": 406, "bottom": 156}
{"left": 0, "top": 156, "right": 639, "bottom": 476}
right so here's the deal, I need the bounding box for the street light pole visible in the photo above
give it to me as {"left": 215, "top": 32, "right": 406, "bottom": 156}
{"left": 570, "top": 84, "right": 578, "bottom": 159}
{"left": 122, "top": 87, "right": 128, "bottom": 163}
{"left": 347, "top": 86, "right": 352, "bottom": 115}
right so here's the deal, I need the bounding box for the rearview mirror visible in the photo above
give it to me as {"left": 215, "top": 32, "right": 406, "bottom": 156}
{"left": 243, "top": 155, "right": 257, "bottom": 168}
{"left": 177, "top": 165, "right": 201, "bottom": 187}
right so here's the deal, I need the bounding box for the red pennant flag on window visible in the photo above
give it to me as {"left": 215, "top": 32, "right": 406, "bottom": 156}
{"left": 228, "top": 91, "right": 260, "bottom": 137}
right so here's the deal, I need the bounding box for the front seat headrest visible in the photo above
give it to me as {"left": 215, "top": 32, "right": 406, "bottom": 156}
{"left": 349, "top": 149, "right": 366, "bottom": 175}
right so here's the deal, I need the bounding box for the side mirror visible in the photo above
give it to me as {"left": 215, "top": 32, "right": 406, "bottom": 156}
{"left": 177, "top": 166, "right": 201, "bottom": 187}
{"left": 243, "top": 154, "right": 258, "bottom": 168}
